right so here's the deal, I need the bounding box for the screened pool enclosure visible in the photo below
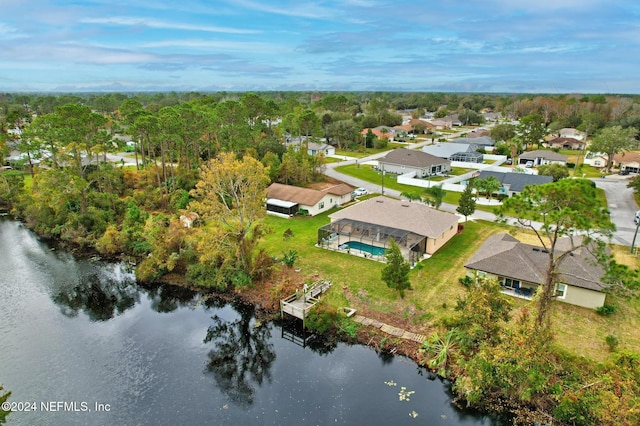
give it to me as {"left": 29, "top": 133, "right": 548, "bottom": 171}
{"left": 317, "top": 218, "right": 426, "bottom": 264}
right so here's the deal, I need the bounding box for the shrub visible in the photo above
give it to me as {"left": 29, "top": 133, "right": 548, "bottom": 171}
{"left": 596, "top": 303, "right": 617, "bottom": 316}
{"left": 605, "top": 334, "right": 619, "bottom": 352}
{"left": 458, "top": 275, "right": 473, "bottom": 287}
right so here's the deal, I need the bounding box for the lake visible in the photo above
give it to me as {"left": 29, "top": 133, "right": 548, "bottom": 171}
{"left": 0, "top": 218, "right": 504, "bottom": 425}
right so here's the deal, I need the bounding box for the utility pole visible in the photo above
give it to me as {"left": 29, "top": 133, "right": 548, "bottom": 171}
{"left": 381, "top": 164, "right": 385, "bottom": 195}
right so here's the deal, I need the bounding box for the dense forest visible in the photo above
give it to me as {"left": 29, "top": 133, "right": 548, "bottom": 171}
{"left": 2, "top": 91, "right": 640, "bottom": 425}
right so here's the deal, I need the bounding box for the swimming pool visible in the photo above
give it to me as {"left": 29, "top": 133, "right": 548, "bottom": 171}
{"left": 340, "top": 241, "right": 387, "bottom": 256}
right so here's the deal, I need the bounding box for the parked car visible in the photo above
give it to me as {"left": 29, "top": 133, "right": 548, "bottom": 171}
{"left": 524, "top": 161, "right": 534, "bottom": 168}
{"left": 620, "top": 169, "right": 630, "bottom": 175}
{"left": 352, "top": 188, "right": 368, "bottom": 196}
{"left": 506, "top": 158, "right": 513, "bottom": 165}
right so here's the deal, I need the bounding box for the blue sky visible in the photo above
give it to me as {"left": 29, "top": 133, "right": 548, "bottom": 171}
{"left": 1, "top": 0, "right": 638, "bottom": 93}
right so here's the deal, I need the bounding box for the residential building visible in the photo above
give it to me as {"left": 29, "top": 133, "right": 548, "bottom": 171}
{"left": 378, "top": 148, "right": 451, "bottom": 177}
{"left": 318, "top": 196, "right": 459, "bottom": 263}
{"left": 465, "top": 233, "right": 607, "bottom": 309}
{"left": 518, "top": 150, "right": 567, "bottom": 166}
{"left": 476, "top": 171, "right": 553, "bottom": 196}
{"left": 307, "top": 142, "right": 335, "bottom": 157}
{"left": 547, "top": 137, "right": 585, "bottom": 151}
{"left": 614, "top": 151, "right": 640, "bottom": 174}
{"left": 422, "top": 143, "right": 483, "bottom": 163}
{"left": 266, "top": 182, "right": 354, "bottom": 217}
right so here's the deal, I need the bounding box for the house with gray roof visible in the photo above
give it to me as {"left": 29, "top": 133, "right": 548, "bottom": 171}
{"left": 476, "top": 170, "right": 552, "bottom": 196}
{"left": 519, "top": 150, "right": 567, "bottom": 166}
{"left": 318, "top": 196, "right": 459, "bottom": 264}
{"left": 378, "top": 148, "right": 451, "bottom": 177}
{"left": 307, "top": 142, "right": 335, "bottom": 157}
{"left": 464, "top": 233, "right": 607, "bottom": 309}
{"left": 452, "top": 136, "right": 495, "bottom": 147}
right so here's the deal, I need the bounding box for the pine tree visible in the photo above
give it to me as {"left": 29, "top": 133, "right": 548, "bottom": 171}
{"left": 456, "top": 183, "right": 476, "bottom": 221}
{"left": 381, "top": 239, "right": 411, "bottom": 298}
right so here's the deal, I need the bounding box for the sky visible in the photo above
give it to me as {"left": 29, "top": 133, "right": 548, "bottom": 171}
{"left": 0, "top": 0, "right": 639, "bottom": 93}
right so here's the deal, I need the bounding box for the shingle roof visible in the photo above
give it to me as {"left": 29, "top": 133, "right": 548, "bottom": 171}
{"left": 477, "top": 171, "right": 553, "bottom": 193}
{"left": 379, "top": 148, "right": 449, "bottom": 168}
{"left": 465, "top": 233, "right": 606, "bottom": 292}
{"left": 267, "top": 183, "right": 354, "bottom": 206}
{"left": 453, "top": 136, "right": 495, "bottom": 146}
{"left": 328, "top": 196, "right": 459, "bottom": 239}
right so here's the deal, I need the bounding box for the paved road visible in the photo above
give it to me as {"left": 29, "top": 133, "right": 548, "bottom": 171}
{"left": 592, "top": 175, "right": 639, "bottom": 246}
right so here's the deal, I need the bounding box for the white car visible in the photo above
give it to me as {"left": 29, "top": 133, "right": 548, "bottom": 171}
{"left": 524, "top": 161, "right": 534, "bottom": 168}
{"left": 352, "top": 188, "right": 368, "bottom": 196}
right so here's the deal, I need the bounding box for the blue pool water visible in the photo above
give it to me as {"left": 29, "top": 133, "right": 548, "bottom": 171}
{"left": 342, "top": 240, "right": 387, "bottom": 256}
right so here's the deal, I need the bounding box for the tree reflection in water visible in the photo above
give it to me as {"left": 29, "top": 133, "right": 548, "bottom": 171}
{"left": 51, "top": 264, "right": 139, "bottom": 321}
{"left": 51, "top": 261, "right": 201, "bottom": 321}
{"left": 203, "top": 302, "right": 276, "bottom": 407}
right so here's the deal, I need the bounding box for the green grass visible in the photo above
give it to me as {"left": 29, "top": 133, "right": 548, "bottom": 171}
{"left": 259, "top": 211, "right": 640, "bottom": 360}
{"left": 334, "top": 143, "right": 405, "bottom": 159}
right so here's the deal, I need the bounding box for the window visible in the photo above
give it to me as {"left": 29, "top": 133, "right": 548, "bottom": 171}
{"left": 319, "top": 202, "right": 325, "bottom": 209}
{"left": 504, "top": 278, "right": 520, "bottom": 289}
{"left": 555, "top": 283, "right": 567, "bottom": 299}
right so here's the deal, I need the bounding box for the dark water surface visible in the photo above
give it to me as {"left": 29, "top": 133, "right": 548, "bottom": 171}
{"left": 0, "top": 219, "right": 503, "bottom": 425}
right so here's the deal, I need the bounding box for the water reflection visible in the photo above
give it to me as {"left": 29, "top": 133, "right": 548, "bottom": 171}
{"left": 140, "top": 281, "right": 200, "bottom": 313}
{"left": 203, "top": 302, "right": 276, "bottom": 407}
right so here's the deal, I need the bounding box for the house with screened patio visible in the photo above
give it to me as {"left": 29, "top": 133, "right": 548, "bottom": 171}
{"left": 464, "top": 233, "right": 607, "bottom": 309}
{"left": 317, "top": 196, "right": 459, "bottom": 264}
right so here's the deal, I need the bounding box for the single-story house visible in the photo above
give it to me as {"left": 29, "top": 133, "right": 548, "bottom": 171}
{"left": 378, "top": 148, "right": 451, "bottom": 177}
{"left": 307, "top": 142, "right": 335, "bottom": 157}
{"left": 614, "top": 151, "right": 640, "bottom": 174}
{"left": 464, "top": 233, "right": 607, "bottom": 309}
{"left": 318, "top": 196, "right": 459, "bottom": 264}
{"left": 452, "top": 136, "right": 495, "bottom": 147}
{"left": 519, "top": 150, "right": 568, "bottom": 166}
{"left": 422, "top": 143, "right": 483, "bottom": 163}
{"left": 546, "top": 137, "right": 585, "bottom": 151}
{"left": 558, "top": 128, "right": 587, "bottom": 141}
{"left": 266, "top": 182, "right": 354, "bottom": 217}
{"left": 361, "top": 127, "right": 396, "bottom": 141}
{"left": 583, "top": 151, "right": 609, "bottom": 168}
{"left": 476, "top": 171, "right": 553, "bottom": 196}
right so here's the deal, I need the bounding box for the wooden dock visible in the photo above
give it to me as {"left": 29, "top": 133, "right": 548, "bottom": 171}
{"left": 280, "top": 280, "right": 332, "bottom": 325}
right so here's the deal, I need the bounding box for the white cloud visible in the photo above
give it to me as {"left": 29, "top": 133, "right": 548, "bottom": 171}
{"left": 81, "top": 17, "right": 260, "bottom": 34}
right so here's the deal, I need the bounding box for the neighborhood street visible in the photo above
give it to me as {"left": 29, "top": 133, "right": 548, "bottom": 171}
{"left": 325, "top": 144, "right": 638, "bottom": 247}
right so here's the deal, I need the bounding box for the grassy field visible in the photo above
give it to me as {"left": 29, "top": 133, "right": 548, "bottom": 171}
{"left": 259, "top": 210, "right": 640, "bottom": 362}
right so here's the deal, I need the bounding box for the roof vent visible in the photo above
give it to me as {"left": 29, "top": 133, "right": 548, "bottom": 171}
{"left": 376, "top": 200, "right": 384, "bottom": 203}
{"left": 532, "top": 248, "right": 540, "bottom": 252}
{"left": 401, "top": 204, "right": 409, "bottom": 207}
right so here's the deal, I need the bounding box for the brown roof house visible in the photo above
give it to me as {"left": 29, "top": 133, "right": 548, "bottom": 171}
{"left": 547, "top": 137, "right": 585, "bottom": 151}
{"left": 318, "top": 196, "right": 459, "bottom": 264}
{"left": 464, "top": 233, "right": 607, "bottom": 309}
{"left": 267, "top": 183, "right": 354, "bottom": 217}
{"left": 378, "top": 148, "right": 451, "bottom": 177}
{"left": 614, "top": 151, "right": 640, "bottom": 174}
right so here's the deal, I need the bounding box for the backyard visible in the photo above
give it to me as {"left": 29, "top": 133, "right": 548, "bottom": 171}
{"left": 259, "top": 209, "right": 640, "bottom": 361}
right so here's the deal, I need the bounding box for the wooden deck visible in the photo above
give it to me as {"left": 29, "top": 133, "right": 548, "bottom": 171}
{"left": 280, "top": 280, "right": 332, "bottom": 323}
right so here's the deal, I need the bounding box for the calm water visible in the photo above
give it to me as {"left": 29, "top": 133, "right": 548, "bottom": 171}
{"left": 0, "top": 219, "right": 502, "bottom": 425}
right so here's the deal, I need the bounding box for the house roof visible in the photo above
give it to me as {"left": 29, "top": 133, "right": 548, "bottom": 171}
{"left": 422, "top": 143, "right": 478, "bottom": 159}
{"left": 465, "top": 233, "right": 606, "bottom": 292}
{"left": 519, "top": 150, "right": 568, "bottom": 162}
{"left": 548, "top": 137, "right": 584, "bottom": 146}
{"left": 307, "top": 142, "right": 332, "bottom": 151}
{"left": 477, "top": 171, "right": 553, "bottom": 193}
{"left": 267, "top": 182, "right": 352, "bottom": 206}
{"left": 453, "top": 136, "right": 495, "bottom": 146}
{"left": 614, "top": 151, "right": 640, "bottom": 165}
{"left": 329, "top": 196, "right": 459, "bottom": 239}
{"left": 379, "top": 148, "right": 449, "bottom": 168}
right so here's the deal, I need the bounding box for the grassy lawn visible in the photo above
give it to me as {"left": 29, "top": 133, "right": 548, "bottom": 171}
{"left": 334, "top": 143, "right": 405, "bottom": 159}
{"left": 259, "top": 212, "right": 640, "bottom": 362}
